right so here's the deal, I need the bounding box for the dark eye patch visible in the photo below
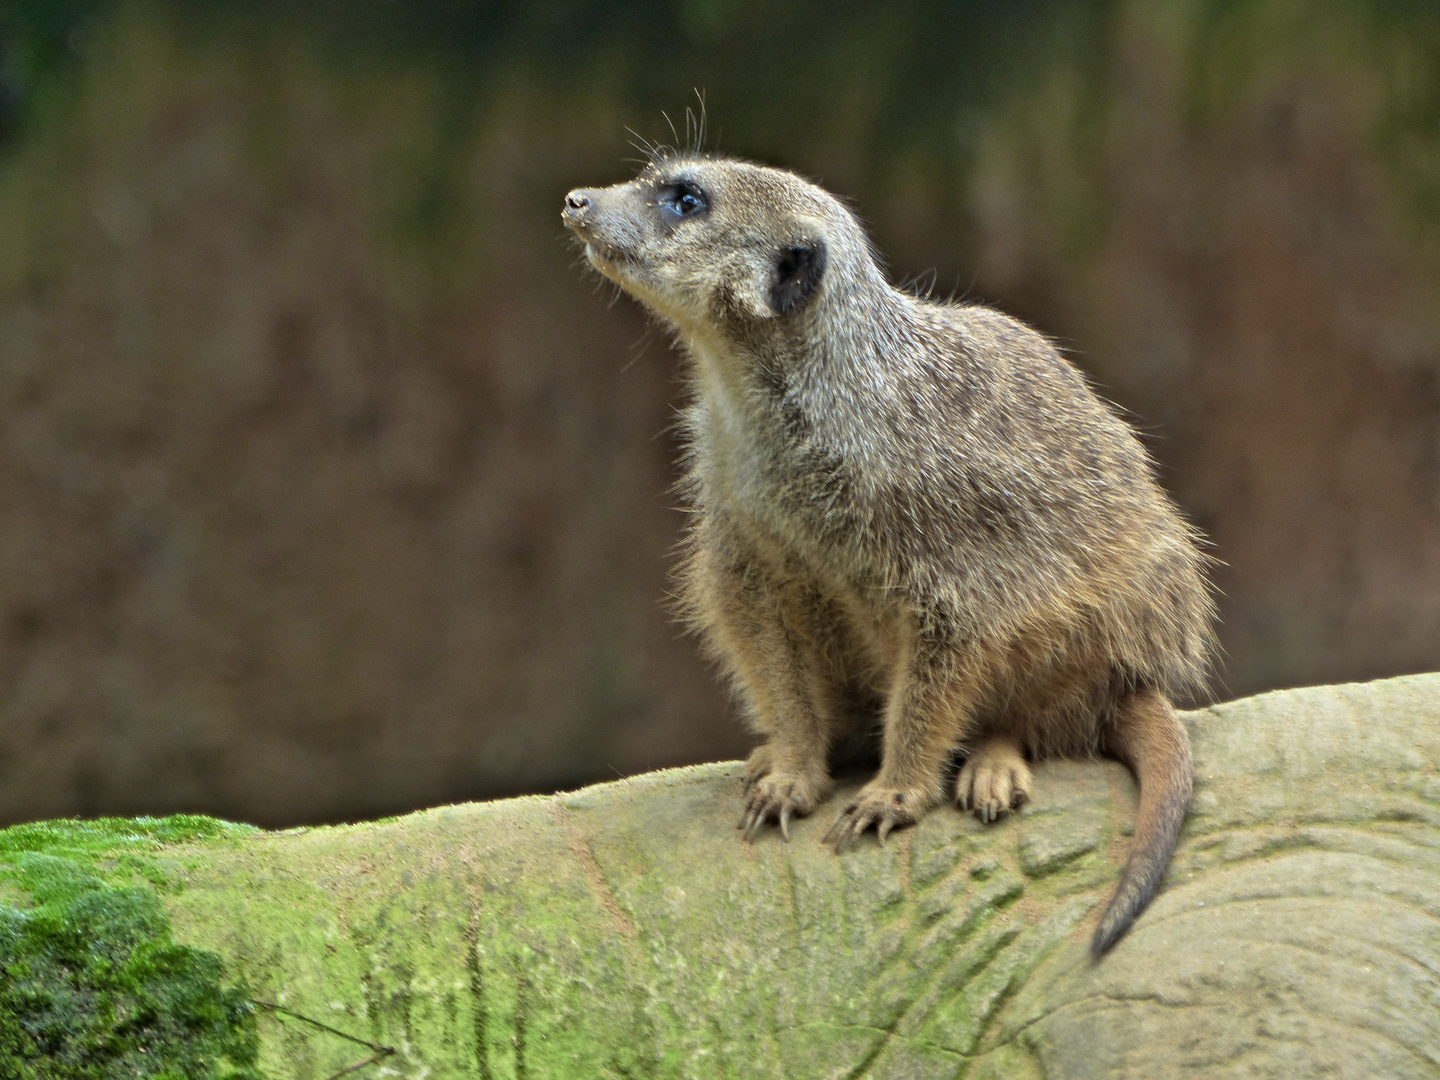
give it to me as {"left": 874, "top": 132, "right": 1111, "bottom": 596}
{"left": 657, "top": 179, "right": 710, "bottom": 222}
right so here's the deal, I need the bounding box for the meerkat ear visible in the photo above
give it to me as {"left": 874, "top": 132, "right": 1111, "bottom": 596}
{"left": 769, "top": 238, "right": 827, "bottom": 315}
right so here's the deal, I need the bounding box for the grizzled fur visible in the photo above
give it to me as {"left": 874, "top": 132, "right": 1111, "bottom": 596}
{"left": 563, "top": 152, "right": 1216, "bottom": 953}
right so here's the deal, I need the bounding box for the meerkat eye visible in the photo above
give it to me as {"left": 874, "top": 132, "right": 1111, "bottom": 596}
{"left": 657, "top": 180, "right": 709, "bottom": 222}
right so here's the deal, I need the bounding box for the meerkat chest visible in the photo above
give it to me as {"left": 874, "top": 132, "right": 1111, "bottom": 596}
{"left": 689, "top": 342, "right": 895, "bottom": 588}
{"left": 691, "top": 347, "right": 797, "bottom": 511}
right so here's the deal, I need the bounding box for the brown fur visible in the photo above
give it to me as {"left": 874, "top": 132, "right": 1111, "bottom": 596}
{"left": 562, "top": 152, "right": 1216, "bottom": 953}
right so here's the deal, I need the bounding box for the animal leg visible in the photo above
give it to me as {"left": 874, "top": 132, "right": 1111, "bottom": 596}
{"left": 700, "top": 559, "right": 837, "bottom": 842}
{"left": 826, "top": 625, "right": 974, "bottom": 850}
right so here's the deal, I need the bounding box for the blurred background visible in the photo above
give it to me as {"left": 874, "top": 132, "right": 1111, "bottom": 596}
{"left": 0, "top": 0, "right": 1436, "bottom": 827}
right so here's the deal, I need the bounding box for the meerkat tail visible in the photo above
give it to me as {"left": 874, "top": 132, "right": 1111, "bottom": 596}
{"left": 1092, "top": 688, "right": 1193, "bottom": 954}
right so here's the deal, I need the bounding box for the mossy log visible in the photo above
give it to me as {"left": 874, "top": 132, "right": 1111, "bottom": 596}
{"left": 6, "top": 674, "right": 1440, "bottom": 1078}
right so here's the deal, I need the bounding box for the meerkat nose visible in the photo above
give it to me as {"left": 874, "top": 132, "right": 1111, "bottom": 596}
{"left": 562, "top": 189, "right": 594, "bottom": 229}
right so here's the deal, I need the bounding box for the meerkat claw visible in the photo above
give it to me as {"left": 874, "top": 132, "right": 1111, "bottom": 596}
{"left": 738, "top": 774, "right": 817, "bottom": 842}
{"left": 750, "top": 807, "right": 765, "bottom": 839}
{"left": 824, "top": 786, "right": 920, "bottom": 852}
{"left": 842, "top": 817, "right": 865, "bottom": 852}
{"left": 741, "top": 807, "right": 764, "bottom": 841}
{"left": 824, "top": 808, "right": 868, "bottom": 852}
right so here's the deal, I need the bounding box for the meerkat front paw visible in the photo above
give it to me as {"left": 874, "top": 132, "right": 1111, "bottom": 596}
{"left": 956, "top": 737, "right": 1033, "bottom": 824}
{"left": 823, "top": 782, "right": 929, "bottom": 852}
{"left": 738, "top": 772, "right": 827, "bottom": 841}
{"left": 738, "top": 746, "right": 829, "bottom": 841}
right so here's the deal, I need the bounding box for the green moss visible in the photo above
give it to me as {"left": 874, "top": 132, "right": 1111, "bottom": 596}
{"left": 0, "top": 819, "right": 262, "bottom": 1079}
{"left": 0, "top": 815, "right": 255, "bottom": 858}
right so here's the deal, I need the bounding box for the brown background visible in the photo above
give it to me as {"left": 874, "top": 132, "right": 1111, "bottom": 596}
{"left": 0, "top": 0, "right": 1437, "bottom": 825}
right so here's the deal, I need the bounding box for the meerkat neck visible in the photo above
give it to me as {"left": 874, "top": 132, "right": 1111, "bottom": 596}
{"left": 682, "top": 277, "right": 935, "bottom": 495}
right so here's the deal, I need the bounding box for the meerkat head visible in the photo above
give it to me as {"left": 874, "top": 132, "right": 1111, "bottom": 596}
{"left": 563, "top": 154, "right": 874, "bottom": 338}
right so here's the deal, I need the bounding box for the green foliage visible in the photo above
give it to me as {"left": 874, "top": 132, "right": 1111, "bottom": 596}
{"left": 0, "top": 826, "right": 262, "bottom": 1080}
{"left": 0, "top": 0, "right": 114, "bottom": 137}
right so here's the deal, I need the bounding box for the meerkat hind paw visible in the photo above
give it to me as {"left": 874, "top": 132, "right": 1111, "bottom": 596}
{"left": 956, "top": 741, "right": 1033, "bottom": 825}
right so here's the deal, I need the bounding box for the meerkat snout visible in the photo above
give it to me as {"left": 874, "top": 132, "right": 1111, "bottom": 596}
{"left": 560, "top": 189, "right": 596, "bottom": 238}
{"left": 565, "top": 149, "right": 1215, "bottom": 954}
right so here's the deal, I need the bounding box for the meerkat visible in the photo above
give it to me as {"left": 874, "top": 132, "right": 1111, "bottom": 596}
{"left": 562, "top": 151, "right": 1215, "bottom": 953}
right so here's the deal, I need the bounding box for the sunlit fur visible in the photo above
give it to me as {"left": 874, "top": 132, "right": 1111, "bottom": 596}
{"left": 563, "top": 153, "right": 1216, "bottom": 953}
